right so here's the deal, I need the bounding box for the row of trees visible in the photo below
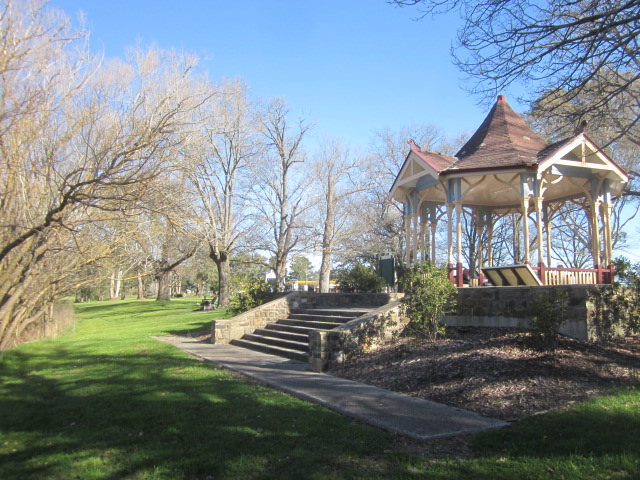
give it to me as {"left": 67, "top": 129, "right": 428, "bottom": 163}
{"left": 0, "top": 0, "right": 455, "bottom": 348}
{"left": 2, "top": 0, "right": 639, "bottom": 348}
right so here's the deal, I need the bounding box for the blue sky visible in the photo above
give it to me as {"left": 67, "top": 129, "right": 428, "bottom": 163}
{"left": 50, "top": 0, "right": 514, "bottom": 148}
{"left": 50, "top": 0, "right": 639, "bottom": 262}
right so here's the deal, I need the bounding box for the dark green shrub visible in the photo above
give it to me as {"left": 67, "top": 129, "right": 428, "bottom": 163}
{"left": 229, "top": 281, "right": 275, "bottom": 315}
{"left": 336, "top": 264, "right": 387, "bottom": 293}
{"left": 525, "top": 290, "right": 569, "bottom": 352}
{"left": 400, "top": 262, "right": 457, "bottom": 342}
{"left": 587, "top": 258, "right": 640, "bottom": 341}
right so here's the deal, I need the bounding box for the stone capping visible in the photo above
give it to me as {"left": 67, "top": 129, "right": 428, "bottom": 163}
{"left": 308, "top": 297, "right": 409, "bottom": 373}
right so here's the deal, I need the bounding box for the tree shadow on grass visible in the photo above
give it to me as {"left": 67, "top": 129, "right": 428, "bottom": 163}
{"left": 0, "top": 344, "right": 389, "bottom": 479}
{"left": 163, "top": 317, "right": 217, "bottom": 338}
{"left": 74, "top": 301, "right": 190, "bottom": 318}
{"left": 473, "top": 391, "right": 640, "bottom": 458}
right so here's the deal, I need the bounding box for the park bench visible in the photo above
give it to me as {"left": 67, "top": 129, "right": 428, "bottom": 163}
{"left": 198, "top": 298, "right": 217, "bottom": 311}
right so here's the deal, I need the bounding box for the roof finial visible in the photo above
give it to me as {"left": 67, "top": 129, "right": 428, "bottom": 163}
{"left": 497, "top": 94, "right": 506, "bottom": 104}
{"left": 408, "top": 139, "right": 421, "bottom": 152}
{"left": 575, "top": 120, "right": 587, "bottom": 135}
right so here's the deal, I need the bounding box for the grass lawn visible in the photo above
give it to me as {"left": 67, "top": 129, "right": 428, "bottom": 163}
{"left": 0, "top": 298, "right": 639, "bottom": 479}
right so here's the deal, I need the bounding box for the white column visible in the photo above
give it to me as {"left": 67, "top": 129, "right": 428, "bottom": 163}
{"left": 522, "top": 198, "right": 531, "bottom": 263}
{"left": 404, "top": 215, "right": 412, "bottom": 265}
{"left": 590, "top": 201, "right": 602, "bottom": 266}
{"left": 534, "top": 197, "right": 544, "bottom": 265}
{"left": 487, "top": 221, "right": 494, "bottom": 267}
{"left": 456, "top": 202, "right": 463, "bottom": 265}
{"left": 602, "top": 203, "right": 613, "bottom": 266}
{"left": 430, "top": 221, "right": 437, "bottom": 264}
{"left": 411, "top": 214, "right": 419, "bottom": 266}
{"left": 446, "top": 203, "right": 454, "bottom": 266}
{"left": 545, "top": 205, "right": 553, "bottom": 266}
{"left": 419, "top": 216, "right": 427, "bottom": 263}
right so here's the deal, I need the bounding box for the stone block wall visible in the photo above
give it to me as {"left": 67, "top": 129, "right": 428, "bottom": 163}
{"left": 441, "top": 284, "right": 615, "bottom": 342}
{"left": 308, "top": 299, "right": 409, "bottom": 372}
{"left": 314, "top": 293, "right": 400, "bottom": 308}
{"left": 211, "top": 292, "right": 402, "bottom": 347}
{"left": 211, "top": 292, "right": 312, "bottom": 344}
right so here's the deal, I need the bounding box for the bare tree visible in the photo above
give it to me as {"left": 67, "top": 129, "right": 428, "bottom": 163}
{"left": 0, "top": 0, "right": 209, "bottom": 348}
{"left": 184, "top": 79, "right": 259, "bottom": 306}
{"left": 312, "top": 138, "right": 372, "bottom": 292}
{"left": 391, "top": 0, "right": 640, "bottom": 147}
{"left": 252, "top": 98, "right": 313, "bottom": 292}
{"left": 362, "top": 123, "right": 458, "bottom": 264}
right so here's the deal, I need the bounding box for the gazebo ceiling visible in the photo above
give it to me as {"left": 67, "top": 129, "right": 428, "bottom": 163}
{"left": 390, "top": 95, "right": 629, "bottom": 210}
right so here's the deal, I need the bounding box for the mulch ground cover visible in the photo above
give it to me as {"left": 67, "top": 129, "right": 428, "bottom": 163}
{"left": 328, "top": 326, "right": 640, "bottom": 457}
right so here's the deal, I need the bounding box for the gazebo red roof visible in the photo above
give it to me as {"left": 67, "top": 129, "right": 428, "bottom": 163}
{"left": 445, "top": 95, "right": 548, "bottom": 173}
{"left": 408, "top": 139, "right": 456, "bottom": 172}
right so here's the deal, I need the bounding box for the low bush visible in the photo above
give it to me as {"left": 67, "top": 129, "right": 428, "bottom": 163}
{"left": 400, "top": 262, "right": 457, "bottom": 342}
{"left": 229, "top": 281, "right": 276, "bottom": 315}
{"left": 335, "top": 264, "right": 387, "bottom": 293}
{"left": 525, "top": 290, "right": 569, "bottom": 352}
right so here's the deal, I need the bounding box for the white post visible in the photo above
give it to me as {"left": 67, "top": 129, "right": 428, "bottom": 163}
{"left": 447, "top": 203, "right": 454, "bottom": 266}
{"left": 522, "top": 198, "right": 530, "bottom": 263}
{"left": 535, "top": 197, "right": 544, "bottom": 265}
{"left": 590, "top": 200, "right": 602, "bottom": 266}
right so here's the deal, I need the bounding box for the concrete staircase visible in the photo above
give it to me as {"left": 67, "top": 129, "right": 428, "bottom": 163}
{"left": 230, "top": 307, "right": 370, "bottom": 362}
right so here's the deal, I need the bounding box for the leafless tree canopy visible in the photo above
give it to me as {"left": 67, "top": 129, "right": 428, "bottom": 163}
{"left": 391, "top": 0, "right": 640, "bottom": 147}
{"left": 251, "top": 98, "right": 313, "bottom": 292}
{"left": 0, "top": 0, "right": 209, "bottom": 348}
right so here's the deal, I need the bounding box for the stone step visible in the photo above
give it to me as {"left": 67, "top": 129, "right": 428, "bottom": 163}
{"left": 288, "top": 313, "right": 359, "bottom": 323}
{"left": 230, "top": 338, "right": 309, "bottom": 362}
{"left": 278, "top": 318, "right": 342, "bottom": 330}
{"left": 230, "top": 307, "right": 372, "bottom": 362}
{"left": 266, "top": 323, "right": 331, "bottom": 335}
{"left": 292, "top": 308, "right": 370, "bottom": 318}
{"left": 242, "top": 333, "right": 308, "bottom": 352}
{"left": 253, "top": 328, "right": 308, "bottom": 343}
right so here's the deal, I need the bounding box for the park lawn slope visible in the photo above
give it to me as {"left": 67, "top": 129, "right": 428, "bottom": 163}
{"left": 0, "top": 298, "right": 390, "bottom": 479}
{"left": 0, "top": 297, "right": 638, "bottom": 479}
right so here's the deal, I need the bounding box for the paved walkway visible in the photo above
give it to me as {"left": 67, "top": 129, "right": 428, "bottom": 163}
{"left": 154, "top": 336, "right": 508, "bottom": 440}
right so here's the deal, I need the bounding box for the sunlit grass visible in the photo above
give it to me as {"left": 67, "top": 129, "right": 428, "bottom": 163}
{"left": 1, "top": 297, "right": 639, "bottom": 479}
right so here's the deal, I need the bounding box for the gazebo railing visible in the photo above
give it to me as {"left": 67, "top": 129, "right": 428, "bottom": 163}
{"left": 450, "top": 263, "right": 614, "bottom": 286}
{"left": 532, "top": 264, "right": 614, "bottom": 285}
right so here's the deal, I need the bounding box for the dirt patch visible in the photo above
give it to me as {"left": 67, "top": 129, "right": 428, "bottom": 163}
{"left": 329, "top": 326, "right": 640, "bottom": 457}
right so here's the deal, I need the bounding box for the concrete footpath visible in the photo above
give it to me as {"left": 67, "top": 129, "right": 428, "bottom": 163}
{"left": 154, "top": 336, "right": 508, "bottom": 440}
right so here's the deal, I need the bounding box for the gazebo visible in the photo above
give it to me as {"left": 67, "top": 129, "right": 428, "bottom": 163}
{"left": 389, "top": 95, "right": 629, "bottom": 287}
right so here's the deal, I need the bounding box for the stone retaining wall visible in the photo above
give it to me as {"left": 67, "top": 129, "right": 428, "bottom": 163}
{"left": 311, "top": 293, "right": 401, "bottom": 308}
{"left": 308, "top": 299, "right": 409, "bottom": 372}
{"left": 211, "top": 292, "right": 307, "bottom": 344}
{"left": 211, "top": 292, "right": 399, "bottom": 345}
{"left": 441, "top": 284, "right": 618, "bottom": 342}
{"left": 213, "top": 286, "right": 631, "bottom": 372}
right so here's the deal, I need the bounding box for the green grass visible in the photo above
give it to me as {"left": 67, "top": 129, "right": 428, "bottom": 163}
{"left": 1, "top": 298, "right": 640, "bottom": 479}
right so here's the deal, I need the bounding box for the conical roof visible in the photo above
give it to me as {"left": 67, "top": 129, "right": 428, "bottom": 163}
{"left": 446, "top": 95, "right": 548, "bottom": 173}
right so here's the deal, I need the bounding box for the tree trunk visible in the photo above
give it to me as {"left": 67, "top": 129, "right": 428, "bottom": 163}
{"left": 319, "top": 184, "right": 336, "bottom": 293}
{"left": 210, "top": 246, "right": 230, "bottom": 307}
{"left": 156, "top": 270, "right": 171, "bottom": 301}
{"left": 173, "top": 272, "right": 182, "bottom": 295}
{"left": 137, "top": 273, "right": 145, "bottom": 300}
{"left": 275, "top": 254, "right": 287, "bottom": 292}
{"left": 319, "top": 254, "right": 332, "bottom": 293}
{"left": 109, "top": 273, "right": 117, "bottom": 300}
{"left": 109, "top": 269, "right": 123, "bottom": 300}
{"left": 216, "top": 258, "right": 231, "bottom": 307}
